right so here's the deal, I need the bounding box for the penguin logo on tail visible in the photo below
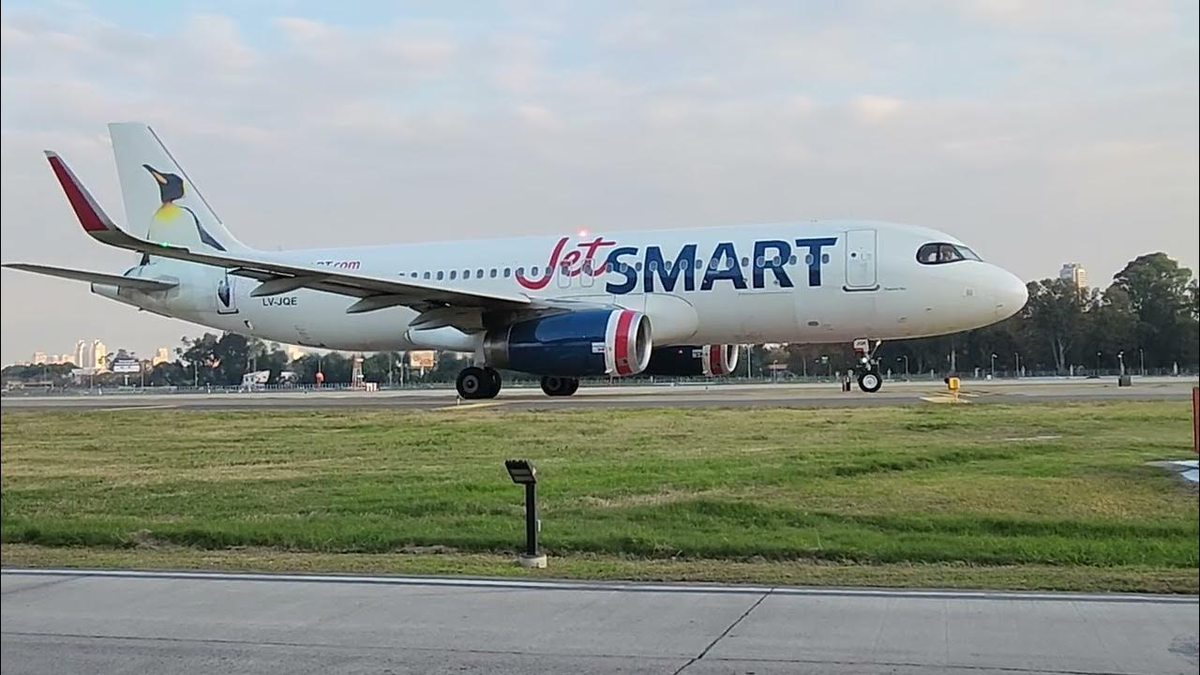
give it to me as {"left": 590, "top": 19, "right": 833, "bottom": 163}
{"left": 143, "top": 164, "right": 226, "bottom": 251}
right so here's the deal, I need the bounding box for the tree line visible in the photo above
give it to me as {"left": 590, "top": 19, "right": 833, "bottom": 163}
{"left": 4, "top": 252, "right": 1196, "bottom": 388}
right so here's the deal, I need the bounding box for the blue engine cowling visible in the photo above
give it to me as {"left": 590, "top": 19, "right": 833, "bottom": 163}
{"left": 484, "top": 309, "right": 652, "bottom": 376}
{"left": 644, "top": 345, "right": 740, "bottom": 377}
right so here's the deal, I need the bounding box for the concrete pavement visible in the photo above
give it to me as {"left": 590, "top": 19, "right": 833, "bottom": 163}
{"left": 3, "top": 569, "right": 1197, "bottom": 674}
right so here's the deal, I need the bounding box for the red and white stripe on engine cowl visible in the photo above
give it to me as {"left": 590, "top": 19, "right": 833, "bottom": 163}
{"left": 701, "top": 344, "right": 740, "bottom": 376}
{"left": 604, "top": 309, "right": 653, "bottom": 376}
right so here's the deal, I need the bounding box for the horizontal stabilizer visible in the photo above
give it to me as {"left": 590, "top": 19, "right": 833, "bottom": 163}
{"left": 1, "top": 263, "right": 177, "bottom": 291}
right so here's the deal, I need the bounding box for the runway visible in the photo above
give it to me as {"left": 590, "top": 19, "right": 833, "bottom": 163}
{"left": 2, "top": 569, "right": 1196, "bottom": 674}
{"left": 2, "top": 377, "right": 1196, "bottom": 411}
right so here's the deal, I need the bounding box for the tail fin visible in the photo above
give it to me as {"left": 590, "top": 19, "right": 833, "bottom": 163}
{"left": 108, "top": 122, "right": 250, "bottom": 254}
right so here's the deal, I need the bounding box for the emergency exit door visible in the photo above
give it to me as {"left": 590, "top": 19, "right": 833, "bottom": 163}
{"left": 844, "top": 229, "right": 878, "bottom": 290}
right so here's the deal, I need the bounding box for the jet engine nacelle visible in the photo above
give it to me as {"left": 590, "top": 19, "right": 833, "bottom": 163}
{"left": 644, "top": 344, "right": 740, "bottom": 377}
{"left": 484, "top": 308, "right": 652, "bottom": 377}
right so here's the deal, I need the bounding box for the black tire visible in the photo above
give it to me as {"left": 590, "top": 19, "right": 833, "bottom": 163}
{"left": 541, "top": 375, "right": 580, "bottom": 397}
{"left": 484, "top": 368, "right": 502, "bottom": 397}
{"left": 457, "top": 367, "right": 489, "bottom": 399}
{"left": 857, "top": 370, "right": 882, "bottom": 393}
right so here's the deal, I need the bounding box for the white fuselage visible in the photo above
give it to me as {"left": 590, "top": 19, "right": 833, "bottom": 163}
{"left": 97, "top": 220, "right": 1028, "bottom": 354}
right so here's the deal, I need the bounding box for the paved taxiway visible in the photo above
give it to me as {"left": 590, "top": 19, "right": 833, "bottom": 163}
{"left": 2, "top": 569, "right": 1196, "bottom": 674}
{"left": 2, "top": 377, "right": 1196, "bottom": 412}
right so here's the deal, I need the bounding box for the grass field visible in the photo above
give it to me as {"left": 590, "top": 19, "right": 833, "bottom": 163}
{"left": 2, "top": 402, "right": 1197, "bottom": 592}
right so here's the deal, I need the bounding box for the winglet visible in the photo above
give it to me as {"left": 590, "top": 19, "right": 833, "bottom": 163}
{"left": 44, "top": 150, "right": 120, "bottom": 234}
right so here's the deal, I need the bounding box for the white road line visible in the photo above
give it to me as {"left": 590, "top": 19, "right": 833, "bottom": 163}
{"left": 3, "top": 568, "right": 1194, "bottom": 603}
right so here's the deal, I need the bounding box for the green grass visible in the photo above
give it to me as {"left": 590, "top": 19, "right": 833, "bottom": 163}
{"left": 2, "top": 402, "right": 1197, "bottom": 592}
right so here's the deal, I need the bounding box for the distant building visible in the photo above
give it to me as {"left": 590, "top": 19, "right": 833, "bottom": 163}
{"left": 1059, "top": 263, "right": 1087, "bottom": 289}
{"left": 152, "top": 347, "right": 171, "bottom": 366}
{"left": 32, "top": 351, "right": 47, "bottom": 365}
{"left": 92, "top": 340, "right": 108, "bottom": 370}
{"left": 285, "top": 345, "right": 307, "bottom": 362}
{"left": 75, "top": 340, "right": 88, "bottom": 368}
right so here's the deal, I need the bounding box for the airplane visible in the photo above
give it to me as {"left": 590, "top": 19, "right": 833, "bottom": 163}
{"left": 2, "top": 123, "right": 1028, "bottom": 399}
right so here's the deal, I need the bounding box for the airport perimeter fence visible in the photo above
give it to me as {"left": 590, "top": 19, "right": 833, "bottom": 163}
{"left": 4, "top": 369, "right": 1198, "bottom": 397}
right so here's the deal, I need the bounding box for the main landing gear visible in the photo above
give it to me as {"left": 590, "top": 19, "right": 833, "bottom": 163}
{"left": 540, "top": 375, "right": 579, "bottom": 397}
{"left": 455, "top": 368, "right": 581, "bottom": 399}
{"left": 456, "top": 366, "right": 502, "bottom": 400}
{"left": 853, "top": 338, "right": 884, "bottom": 393}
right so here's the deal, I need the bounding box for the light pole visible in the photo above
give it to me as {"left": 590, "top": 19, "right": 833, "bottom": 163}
{"left": 1096, "top": 352, "right": 1102, "bottom": 377}
{"left": 1117, "top": 351, "right": 1125, "bottom": 376}
{"left": 897, "top": 355, "right": 909, "bottom": 378}
{"left": 1015, "top": 352, "right": 1021, "bottom": 378}
{"left": 990, "top": 353, "right": 997, "bottom": 379}
{"left": 1139, "top": 348, "right": 1145, "bottom": 376}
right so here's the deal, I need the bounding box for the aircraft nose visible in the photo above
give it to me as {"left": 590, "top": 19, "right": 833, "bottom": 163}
{"left": 993, "top": 268, "right": 1028, "bottom": 320}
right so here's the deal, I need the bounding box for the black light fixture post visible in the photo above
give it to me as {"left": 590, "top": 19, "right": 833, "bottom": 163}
{"left": 504, "top": 459, "right": 546, "bottom": 568}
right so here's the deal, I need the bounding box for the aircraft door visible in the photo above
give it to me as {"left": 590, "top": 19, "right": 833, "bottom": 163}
{"left": 844, "top": 229, "right": 878, "bottom": 290}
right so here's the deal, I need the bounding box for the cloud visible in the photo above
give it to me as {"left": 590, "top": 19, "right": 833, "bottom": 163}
{"left": 850, "top": 95, "right": 906, "bottom": 125}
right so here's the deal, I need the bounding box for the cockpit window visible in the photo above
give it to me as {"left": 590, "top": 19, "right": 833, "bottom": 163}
{"left": 917, "top": 242, "right": 981, "bottom": 264}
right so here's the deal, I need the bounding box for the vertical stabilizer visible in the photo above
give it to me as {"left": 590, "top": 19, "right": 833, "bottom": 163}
{"left": 108, "top": 122, "right": 250, "bottom": 253}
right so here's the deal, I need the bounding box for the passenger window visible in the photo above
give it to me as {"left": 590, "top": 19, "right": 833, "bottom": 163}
{"left": 490, "top": 268, "right": 497, "bottom": 278}
{"left": 450, "top": 270, "right": 457, "bottom": 280}
{"left": 805, "top": 254, "right": 813, "bottom": 265}
{"left": 531, "top": 266, "right": 539, "bottom": 276}
{"left": 516, "top": 267, "right": 524, "bottom": 277}
{"left": 635, "top": 262, "right": 643, "bottom": 272}
{"left": 789, "top": 255, "right": 797, "bottom": 265}
{"left": 822, "top": 253, "right": 830, "bottom": 264}
{"left": 772, "top": 255, "right": 781, "bottom": 266}
{"left": 648, "top": 261, "right": 659, "bottom": 272}
{"left": 755, "top": 256, "right": 765, "bottom": 268}
{"left": 503, "top": 267, "right": 511, "bottom": 278}
{"left": 741, "top": 256, "right": 750, "bottom": 267}
{"left": 463, "top": 269, "right": 470, "bottom": 279}
{"left": 437, "top": 271, "right": 445, "bottom": 281}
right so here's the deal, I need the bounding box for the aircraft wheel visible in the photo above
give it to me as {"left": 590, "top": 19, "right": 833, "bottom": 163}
{"left": 457, "top": 367, "right": 492, "bottom": 400}
{"left": 857, "top": 370, "right": 882, "bottom": 393}
{"left": 540, "top": 375, "right": 579, "bottom": 397}
{"left": 484, "top": 367, "right": 502, "bottom": 397}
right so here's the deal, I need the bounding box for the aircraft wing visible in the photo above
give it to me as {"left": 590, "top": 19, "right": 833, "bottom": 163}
{"left": 0, "top": 263, "right": 178, "bottom": 292}
{"left": 42, "top": 151, "right": 536, "bottom": 319}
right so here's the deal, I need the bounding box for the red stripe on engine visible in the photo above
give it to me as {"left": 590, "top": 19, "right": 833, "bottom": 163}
{"left": 47, "top": 156, "right": 108, "bottom": 233}
{"left": 709, "top": 345, "right": 724, "bottom": 375}
{"left": 614, "top": 310, "right": 635, "bottom": 375}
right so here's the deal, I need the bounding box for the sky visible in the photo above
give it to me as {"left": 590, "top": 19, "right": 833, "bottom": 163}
{"left": 1, "top": 0, "right": 1197, "bottom": 363}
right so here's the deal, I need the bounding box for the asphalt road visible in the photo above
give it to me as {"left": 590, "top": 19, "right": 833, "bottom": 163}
{"left": 2, "top": 569, "right": 1196, "bottom": 675}
{"left": 2, "top": 378, "right": 1196, "bottom": 412}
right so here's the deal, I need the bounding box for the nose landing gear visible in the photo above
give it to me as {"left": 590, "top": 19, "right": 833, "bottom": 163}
{"left": 853, "top": 338, "right": 884, "bottom": 393}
